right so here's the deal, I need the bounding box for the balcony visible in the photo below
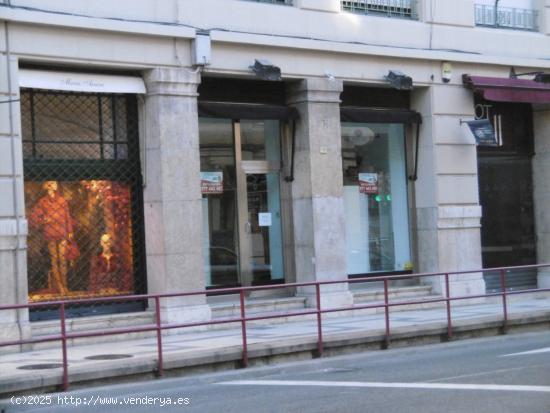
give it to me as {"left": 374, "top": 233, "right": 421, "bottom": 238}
{"left": 475, "top": 4, "right": 538, "bottom": 31}
{"left": 341, "top": 0, "right": 418, "bottom": 19}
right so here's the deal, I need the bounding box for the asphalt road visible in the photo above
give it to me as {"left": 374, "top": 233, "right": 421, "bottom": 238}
{"left": 2, "top": 331, "right": 550, "bottom": 413}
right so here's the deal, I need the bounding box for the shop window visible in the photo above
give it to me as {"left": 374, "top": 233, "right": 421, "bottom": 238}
{"left": 342, "top": 123, "right": 412, "bottom": 275}
{"left": 21, "top": 89, "right": 146, "bottom": 310}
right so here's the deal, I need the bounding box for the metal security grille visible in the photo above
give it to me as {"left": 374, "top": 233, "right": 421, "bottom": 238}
{"left": 342, "top": 0, "right": 418, "bottom": 19}
{"left": 21, "top": 89, "right": 146, "bottom": 318}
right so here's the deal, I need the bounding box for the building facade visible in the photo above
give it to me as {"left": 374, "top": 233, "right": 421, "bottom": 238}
{"left": 1, "top": 0, "right": 550, "bottom": 342}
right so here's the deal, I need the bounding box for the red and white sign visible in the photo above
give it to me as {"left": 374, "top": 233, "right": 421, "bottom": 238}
{"left": 201, "top": 172, "right": 223, "bottom": 194}
{"left": 358, "top": 173, "right": 378, "bottom": 194}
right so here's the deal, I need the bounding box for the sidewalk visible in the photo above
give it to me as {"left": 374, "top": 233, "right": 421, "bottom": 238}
{"left": 1, "top": 293, "right": 550, "bottom": 397}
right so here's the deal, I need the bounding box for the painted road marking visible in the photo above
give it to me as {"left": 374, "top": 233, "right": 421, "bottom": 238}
{"left": 501, "top": 347, "right": 550, "bottom": 357}
{"left": 217, "top": 380, "right": 550, "bottom": 393}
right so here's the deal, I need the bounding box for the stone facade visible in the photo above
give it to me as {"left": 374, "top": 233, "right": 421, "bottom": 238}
{"left": 0, "top": 0, "right": 549, "bottom": 338}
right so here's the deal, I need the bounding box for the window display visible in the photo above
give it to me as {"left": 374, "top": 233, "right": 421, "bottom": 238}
{"left": 22, "top": 89, "right": 145, "bottom": 305}
{"left": 26, "top": 180, "right": 134, "bottom": 301}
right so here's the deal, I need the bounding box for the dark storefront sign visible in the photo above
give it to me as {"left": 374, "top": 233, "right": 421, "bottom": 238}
{"left": 21, "top": 88, "right": 146, "bottom": 319}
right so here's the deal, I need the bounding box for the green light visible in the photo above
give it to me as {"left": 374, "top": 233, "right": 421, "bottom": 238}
{"left": 374, "top": 194, "right": 382, "bottom": 202}
{"left": 386, "top": 194, "right": 392, "bottom": 201}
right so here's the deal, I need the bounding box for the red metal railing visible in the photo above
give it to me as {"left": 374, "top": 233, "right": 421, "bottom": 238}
{"left": 1, "top": 263, "right": 550, "bottom": 391}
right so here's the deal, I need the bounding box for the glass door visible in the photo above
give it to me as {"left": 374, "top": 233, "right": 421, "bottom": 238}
{"left": 238, "top": 173, "right": 284, "bottom": 286}
{"left": 200, "top": 118, "right": 285, "bottom": 287}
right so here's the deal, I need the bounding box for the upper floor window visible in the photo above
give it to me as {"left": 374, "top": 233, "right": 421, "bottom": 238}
{"left": 342, "top": 0, "right": 418, "bottom": 19}
{"left": 475, "top": 0, "right": 538, "bottom": 31}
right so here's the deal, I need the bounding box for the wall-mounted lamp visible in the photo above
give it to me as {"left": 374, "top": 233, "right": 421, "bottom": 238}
{"left": 384, "top": 70, "right": 413, "bottom": 90}
{"left": 250, "top": 59, "right": 282, "bottom": 81}
{"left": 441, "top": 62, "right": 452, "bottom": 83}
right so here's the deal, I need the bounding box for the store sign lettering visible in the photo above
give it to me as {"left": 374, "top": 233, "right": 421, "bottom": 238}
{"left": 60, "top": 78, "right": 106, "bottom": 89}
{"left": 475, "top": 103, "right": 492, "bottom": 120}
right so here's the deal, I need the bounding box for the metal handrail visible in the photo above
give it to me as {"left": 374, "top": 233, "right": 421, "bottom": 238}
{"left": 1, "top": 263, "right": 550, "bottom": 391}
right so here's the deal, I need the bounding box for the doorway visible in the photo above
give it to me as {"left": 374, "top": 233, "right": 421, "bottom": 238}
{"left": 200, "top": 119, "right": 285, "bottom": 288}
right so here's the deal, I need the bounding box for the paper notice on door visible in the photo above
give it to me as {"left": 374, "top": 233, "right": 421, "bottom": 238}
{"left": 258, "top": 212, "right": 272, "bottom": 227}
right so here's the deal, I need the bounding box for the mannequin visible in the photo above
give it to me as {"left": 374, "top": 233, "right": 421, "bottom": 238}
{"left": 89, "top": 233, "right": 126, "bottom": 293}
{"left": 29, "top": 181, "right": 74, "bottom": 295}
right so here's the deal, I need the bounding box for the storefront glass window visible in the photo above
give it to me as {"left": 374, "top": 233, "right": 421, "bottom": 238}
{"left": 240, "top": 120, "right": 280, "bottom": 161}
{"left": 22, "top": 89, "right": 145, "bottom": 304}
{"left": 341, "top": 123, "right": 411, "bottom": 275}
{"left": 199, "top": 118, "right": 240, "bottom": 287}
{"left": 200, "top": 117, "right": 285, "bottom": 287}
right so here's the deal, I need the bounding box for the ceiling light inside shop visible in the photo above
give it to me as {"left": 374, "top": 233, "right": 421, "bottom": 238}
{"left": 342, "top": 126, "right": 376, "bottom": 147}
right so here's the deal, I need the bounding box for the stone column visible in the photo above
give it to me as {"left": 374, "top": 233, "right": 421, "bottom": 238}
{"left": 286, "top": 78, "right": 353, "bottom": 309}
{"left": 540, "top": 0, "right": 550, "bottom": 35}
{"left": 0, "top": 53, "right": 30, "bottom": 351}
{"left": 411, "top": 85, "right": 485, "bottom": 297}
{"left": 533, "top": 106, "right": 550, "bottom": 287}
{"left": 143, "top": 68, "right": 211, "bottom": 324}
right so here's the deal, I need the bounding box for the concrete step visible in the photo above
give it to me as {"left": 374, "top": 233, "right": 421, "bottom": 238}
{"left": 352, "top": 285, "right": 434, "bottom": 304}
{"left": 26, "top": 286, "right": 445, "bottom": 349}
{"left": 210, "top": 295, "right": 308, "bottom": 319}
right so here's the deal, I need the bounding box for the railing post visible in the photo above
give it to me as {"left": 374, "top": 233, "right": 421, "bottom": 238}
{"left": 383, "top": 279, "right": 390, "bottom": 349}
{"left": 315, "top": 283, "right": 323, "bottom": 357}
{"left": 445, "top": 273, "right": 453, "bottom": 340}
{"left": 59, "top": 303, "right": 69, "bottom": 392}
{"left": 240, "top": 290, "right": 249, "bottom": 367}
{"left": 499, "top": 269, "right": 508, "bottom": 333}
{"left": 154, "top": 296, "right": 164, "bottom": 377}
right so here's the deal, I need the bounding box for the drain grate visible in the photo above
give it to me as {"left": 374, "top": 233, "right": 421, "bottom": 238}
{"left": 18, "top": 363, "right": 64, "bottom": 370}
{"left": 85, "top": 354, "right": 133, "bottom": 360}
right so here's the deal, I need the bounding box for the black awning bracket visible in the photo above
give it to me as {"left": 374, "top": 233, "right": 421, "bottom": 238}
{"left": 340, "top": 106, "right": 422, "bottom": 124}
{"left": 198, "top": 101, "right": 299, "bottom": 121}
{"left": 284, "top": 119, "right": 296, "bottom": 183}
{"left": 408, "top": 122, "right": 421, "bottom": 182}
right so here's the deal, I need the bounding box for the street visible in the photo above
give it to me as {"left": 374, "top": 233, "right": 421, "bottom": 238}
{"left": 3, "top": 331, "right": 550, "bottom": 413}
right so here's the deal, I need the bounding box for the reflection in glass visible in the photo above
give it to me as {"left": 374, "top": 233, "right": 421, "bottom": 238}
{"left": 240, "top": 120, "right": 280, "bottom": 161}
{"left": 342, "top": 123, "right": 411, "bottom": 274}
{"left": 199, "top": 118, "right": 240, "bottom": 287}
{"left": 245, "top": 173, "right": 284, "bottom": 283}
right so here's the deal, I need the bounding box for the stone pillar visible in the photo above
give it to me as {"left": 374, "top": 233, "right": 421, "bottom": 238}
{"left": 143, "top": 68, "right": 211, "bottom": 324}
{"left": 286, "top": 78, "right": 353, "bottom": 309}
{"left": 0, "top": 53, "right": 30, "bottom": 351}
{"left": 540, "top": 0, "right": 550, "bottom": 35}
{"left": 411, "top": 85, "right": 485, "bottom": 297}
{"left": 533, "top": 106, "right": 550, "bottom": 287}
